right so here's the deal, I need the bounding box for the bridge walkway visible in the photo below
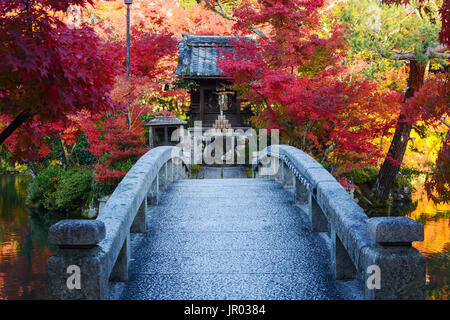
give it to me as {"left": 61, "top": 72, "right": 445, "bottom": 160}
{"left": 112, "top": 178, "right": 343, "bottom": 300}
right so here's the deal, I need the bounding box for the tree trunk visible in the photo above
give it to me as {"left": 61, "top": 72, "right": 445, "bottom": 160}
{"left": 23, "top": 159, "right": 37, "bottom": 178}
{"left": 60, "top": 136, "right": 76, "bottom": 168}
{"left": 288, "top": 122, "right": 295, "bottom": 146}
{"left": 373, "top": 60, "right": 427, "bottom": 201}
{"left": 0, "top": 112, "right": 33, "bottom": 145}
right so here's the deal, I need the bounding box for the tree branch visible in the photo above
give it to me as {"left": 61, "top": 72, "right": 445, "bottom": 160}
{"left": 320, "top": 142, "right": 337, "bottom": 163}
{"left": 384, "top": 45, "right": 450, "bottom": 61}
{"left": 246, "top": 69, "right": 269, "bottom": 112}
{"left": 386, "top": 51, "right": 415, "bottom": 60}
{"left": 0, "top": 111, "right": 34, "bottom": 145}
{"left": 426, "top": 45, "right": 450, "bottom": 59}
{"left": 440, "top": 117, "right": 450, "bottom": 129}
{"left": 201, "top": 0, "right": 268, "bottom": 38}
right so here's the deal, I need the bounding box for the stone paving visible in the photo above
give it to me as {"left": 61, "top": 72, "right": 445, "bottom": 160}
{"left": 111, "top": 179, "right": 343, "bottom": 300}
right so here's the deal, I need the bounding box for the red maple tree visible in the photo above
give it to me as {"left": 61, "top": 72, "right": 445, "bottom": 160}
{"left": 216, "top": 0, "right": 402, "bottom": 169}
{"left": 77, "top": 112, "right": 149, "bottom": 190}
{"left": 0, "top": 0, "right": 117, "bottom": 150}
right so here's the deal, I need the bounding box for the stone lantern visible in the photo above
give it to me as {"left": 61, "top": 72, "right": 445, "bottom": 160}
{"left": 145, "top": 116, "right": 187, "bottom": 148}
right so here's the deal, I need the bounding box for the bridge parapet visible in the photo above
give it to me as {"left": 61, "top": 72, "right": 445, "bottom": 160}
{"left": 46, "top": 146, "right": 189, "bottom": 299}
{"left": 253, "top": 145, "right": 426, "bottom": 300}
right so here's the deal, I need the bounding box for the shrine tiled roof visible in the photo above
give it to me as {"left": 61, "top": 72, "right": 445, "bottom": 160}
{"left": 175, "top": 33, "right": 254, "bottom": 77}
{"left": 145, "top": 116, "right": 187, "bottom": 126}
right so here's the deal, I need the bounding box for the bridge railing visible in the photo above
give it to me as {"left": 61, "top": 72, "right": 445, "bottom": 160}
{"left": 46, "top": 146, "right": 189, "bottom": 299}
{"left": 253, "top": 145, "right": 426, "bottom": 300}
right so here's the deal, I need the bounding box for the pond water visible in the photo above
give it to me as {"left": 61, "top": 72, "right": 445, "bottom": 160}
{"left": 407, "top": 189, "right": 449, "bottom": 300}
{"left": 0, "top": 174, "right": 448, "bottom": 299}
{"left": 0, "top": 175, "right": 56, "bottom": 299}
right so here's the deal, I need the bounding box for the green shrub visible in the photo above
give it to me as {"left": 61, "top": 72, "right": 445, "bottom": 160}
{"left": 393, "top": 167, "right": 421, "bottom": 189}
{"left": 341, "top": 166, "right": 378, "bottom": 185}
{"left": 42, "top": 134, "right": 96, "bottom": 167}
{"left": 92, "top": 180, "right": 116, "bottom": 201}
{"left": 190, "top": 164, "right": 202, "bottom": 178}
{"left": 27, "top": 167, "right": 94, "bottom": 214}
{"left": 340, "top": 166, "right": 420, "bottom": 189}
{"left": 26, "top": 167, "right": 64, "bottom": 210}
{"left": 54, "top": 167, "right": 94, "bottom": 213}
{"left": 112, "top": 159, "right": 135, "bottom": 173}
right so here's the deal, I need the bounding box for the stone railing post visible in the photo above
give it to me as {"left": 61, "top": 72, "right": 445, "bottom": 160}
{"left": 254, "top": 164, "right": 261, "bottom": 178}
{"left": 178, "top": 162, "right": 183, "bottom": 179}
{"left": 180, "top": 164, "right": 186, "bottom": 179}
{"left": 148, "top": 175, "right": 159, "bottom": 206}
{"left": 167, "top": 159, "right": 174, "bottom": 182}
{"left": 294, "top": 177, "right": 309, "bottom": 204}
{"left": 173, "top": 159, "right": 180, "bottom": 180}
{"left": 281, "top": 162, "right": 293, "bottom": 189}
{"left": 130, "top": 197, "right": 147, "bottom": 233}
{"left": 175, "top": 159, "right": 182, "bottom": 180}
{"left": 331, "top": 227, "right": 357, "bottom": 281}
{"left": 110, "top": 233, "right": 130, "bottom": 282}
{"left": 311, "top": 196, "right": 328, "bottom": 232}
{"left": 256, "top": 162, "right": 265, "bottom": 179}
{"left": 177, "top": 160, "right": 187, "bottom": 180}
{"left": 275, "top": 160, "right": 283, "bottom": 181}
{"left": 265, "top": 156, "right": 279, "bottom": 180}
{"left": 159, "top": 162, "right": 168, "bottom": 190}
{"left": 364, "top": 217, "right": 426, "bottom": 300}
{"left": 47, "top": 220, "right": 108, "bottom": 299}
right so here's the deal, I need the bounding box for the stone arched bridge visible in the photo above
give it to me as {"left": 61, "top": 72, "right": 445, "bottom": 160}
{"left": 46, "top": 145, "right": 426, "bottom": 300}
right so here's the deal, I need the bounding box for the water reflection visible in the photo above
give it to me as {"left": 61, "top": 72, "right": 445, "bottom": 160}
{"left": 0, "top": 175, "right": 55, "bottom": 299}
{"left": 0, "top": 174, "right": 448, "bottom": 299}
{"left": 408, "top": 189, "right": 449, "bottom": 300}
